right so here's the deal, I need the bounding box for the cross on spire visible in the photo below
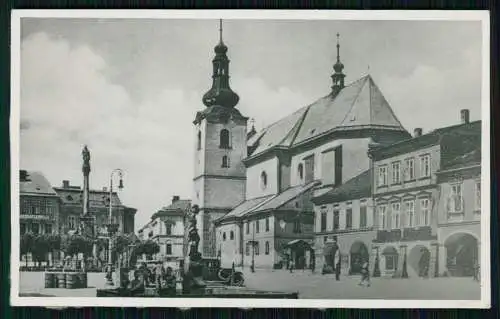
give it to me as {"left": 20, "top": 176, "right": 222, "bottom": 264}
{"left": 219, "top": 19, "right": 223, "bottom": 44}
{"left": 336, "top": 32, "right": 340, "bottom": 62}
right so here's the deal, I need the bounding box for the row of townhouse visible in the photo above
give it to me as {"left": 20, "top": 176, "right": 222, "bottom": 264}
{"left": 19, "top": 171, "right": 136, "bottom": 265}
{"left": 312, "top": 110, "right": 481, "bottom": 278}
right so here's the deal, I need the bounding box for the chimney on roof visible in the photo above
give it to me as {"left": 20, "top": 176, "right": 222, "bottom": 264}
{"left": 461, "top": 109, "right": 470, "bottom": 124}
{"left": 414, "top": 128, "right": 423, "bottom": 137}
{"left": 62, "top": 180, "right": 70, "bottom": 188}
{"left": 172, "top": 195, "right": 180, "bottom": 204}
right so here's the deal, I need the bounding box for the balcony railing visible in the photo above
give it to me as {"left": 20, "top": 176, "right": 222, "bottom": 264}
{"left": 374, "top": 226, "right": 436, "bottom": 243}
{"left": 374, "top": 229, "right": 401, "bottom": 243}
{"left": 402, "top": 226, "right": 435, "bottom": 241}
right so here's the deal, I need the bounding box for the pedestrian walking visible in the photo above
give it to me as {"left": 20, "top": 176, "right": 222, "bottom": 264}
{"left": 289, "top": 259, "right": 294, "bottom": 273}
{"left": 334, "top": 249, "right": 341, "bottom": 281}
{"left": 473, "top": 260, "right": 480, "bottom": 281}
{"left": 358, "top": 262, "right": 371, "bottom": 287}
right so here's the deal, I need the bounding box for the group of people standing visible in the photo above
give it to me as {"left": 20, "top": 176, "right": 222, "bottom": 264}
{"left": 124, "top": 262, "right": 177, "bottom": 295}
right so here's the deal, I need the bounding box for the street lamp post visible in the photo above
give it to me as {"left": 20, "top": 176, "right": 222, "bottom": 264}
{"left": 105, "top": 168, "right": 124, "bottom": 287}
{"left": 251, "top": 221, "right": 255, "bottom": 273}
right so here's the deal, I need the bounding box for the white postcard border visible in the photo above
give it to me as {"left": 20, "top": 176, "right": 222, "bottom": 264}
{"left": 10, "top": 9, "right": 491, "bottom": 309}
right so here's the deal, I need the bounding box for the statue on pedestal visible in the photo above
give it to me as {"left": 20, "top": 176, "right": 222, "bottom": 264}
{"left": 182, "top": 204, "right": 206, "bottom": 292}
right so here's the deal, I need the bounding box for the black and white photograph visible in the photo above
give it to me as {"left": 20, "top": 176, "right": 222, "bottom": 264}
{"left": 10, "top": 10, "right": 490, "bottom": 308}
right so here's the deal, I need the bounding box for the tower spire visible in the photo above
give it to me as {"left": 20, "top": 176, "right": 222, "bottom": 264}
{"left": 336, "top": 32, "right": 340, "bottom": 62}
{"left": 219, "top": 19, "right": 223, "bottom": 44}
{"left": 331, "top": 32, "right": 346, "bottom": 96}
{"left": 202, "top": 19, "right": 239, "bottom": 109}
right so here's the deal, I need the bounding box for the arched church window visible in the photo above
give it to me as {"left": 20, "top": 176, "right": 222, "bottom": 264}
{"left": 230, "top": 230, "right": 234, "bottom": 240}
{"left": 220, "top": 129, "right": 230, "bottom": 149}
{"left": 223, "top": 232, "right": 226, "bottom": 241}
{"left": 222, "top": 155, "right": 230, "bottom": 168}
{"left": 197, "top": 130, "right": 202, "bottom": 150}
{"left": 261, "top": 171, "right": 268, "bottom": 190}
{"left": 298, "top": 163, "right": 304, "bottom": 181}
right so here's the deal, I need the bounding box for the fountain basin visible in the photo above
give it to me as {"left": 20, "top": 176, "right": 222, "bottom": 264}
{"left": 96, "top": 286, "right": 298, "bottom": 298}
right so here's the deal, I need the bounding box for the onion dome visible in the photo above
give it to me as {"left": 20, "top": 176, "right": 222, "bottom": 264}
{"left": 202, "top": 19, "right": 239, "bottom": 108}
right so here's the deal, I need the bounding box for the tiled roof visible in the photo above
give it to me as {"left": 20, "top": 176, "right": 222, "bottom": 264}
{"left": 441, "top": 148, "right": 481, "bottom": 171}
{"left": 311, "top": 169, "right": 371, "bottom": 205}
{"left": 246, "top": 75, "right": 407, "bottom": 158}
{"left": 369, "top": 120, "right": 481, "bottom": 160}
{"left": 54, "top": 187, "right": 123, "bottom": 207}
{"left": 19, "top": 171, "right": 57, "bottom": 196}
{"left": 162, "top": 199, "right": 191, "bottom": 212}
{"left": 217, "top": 195, "right": 274, "bottom": 222}
{"left": 251, "top": 180, "right": 320, "bottom": 213}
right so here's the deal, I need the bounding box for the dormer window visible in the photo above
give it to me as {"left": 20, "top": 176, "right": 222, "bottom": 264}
{"left": 260, "top": 171, "right": 268, "bottom": 190}
{"left": 297, "top": 163, "right": 304, "bottom": 182}
{"left": 220, "top": 129, "right": 230, "bottom": 149}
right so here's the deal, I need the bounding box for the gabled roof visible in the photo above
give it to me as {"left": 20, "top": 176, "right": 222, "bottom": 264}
{"left": 312, "top": 169, "right": 371, "bottom": 205}
{"left": 54, "top": 187, "right": 123, "bottom": 207}
{"left": 19, "top": 171, "right": 57, "bottom": 196}
{"left": 162, "top": 199, "right": 191, "bottom": 212}
{"left": 246, "top": 75, "right": 407, "bottom": 159}
{"left": 151, "top": 199, "right": 191, "bottom": 219}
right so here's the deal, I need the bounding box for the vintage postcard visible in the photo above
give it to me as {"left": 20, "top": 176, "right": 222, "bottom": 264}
{"left": 10, "top": 10, "right": 490, "bottom": 308}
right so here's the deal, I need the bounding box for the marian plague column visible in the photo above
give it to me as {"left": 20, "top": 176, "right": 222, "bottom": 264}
{"left": 80, "top": 145, "right": 95, "bottom": 238}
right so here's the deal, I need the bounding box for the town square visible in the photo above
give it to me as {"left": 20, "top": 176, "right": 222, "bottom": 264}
{"left": 13, "top": 12, "right": 488, "bottom": 306}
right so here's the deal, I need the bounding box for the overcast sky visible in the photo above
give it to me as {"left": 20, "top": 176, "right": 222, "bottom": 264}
{"left": 19, "top": 18, "right": 483, "bottom": 230}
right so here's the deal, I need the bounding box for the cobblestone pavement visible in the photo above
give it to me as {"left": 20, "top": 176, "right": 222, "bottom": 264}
{"left": 18, "top": 271, "right": 481, "bottom": 300}
{"left": 239, "top": 268, "right": 481, "bottom": 300}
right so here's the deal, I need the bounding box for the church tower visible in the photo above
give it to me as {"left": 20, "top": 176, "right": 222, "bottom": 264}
{"left": 193, "top": 20, "right": 248, "bottom": 257}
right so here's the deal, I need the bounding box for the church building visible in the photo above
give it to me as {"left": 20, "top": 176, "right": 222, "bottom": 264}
{"left": 195, "top": 23, "right": 411, "bottom": 269}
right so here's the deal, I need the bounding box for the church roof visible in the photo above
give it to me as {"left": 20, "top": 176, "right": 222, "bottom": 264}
{"left": 19, "top": 171, "right": 57, "bottom": 196}
{"left": 216, "top": 195, "right": 274, "bottom": 222}
{"left": 247, "top": 75, "right": 407, "bottom": 159}
{"left": 311, "top": 169, "right": 372, "bottom": 205}
{"left": 250, "top": 180, "right": 320, "bottom": 214}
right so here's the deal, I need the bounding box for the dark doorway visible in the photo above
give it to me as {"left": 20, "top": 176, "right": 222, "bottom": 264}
{"left": 349, "top": 241, "right": 369, "bottom": 274}
{"left": 445, "top": 233, "right": 478, "bottom": 277}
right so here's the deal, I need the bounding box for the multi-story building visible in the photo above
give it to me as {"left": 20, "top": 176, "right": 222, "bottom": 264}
{"left": 436, "top": 135, "right": 481, "bottom": 277}
{"left": 311, "top": 169, "right": 375, "bottom": 274}
{"left": 137, "top": 196, "right": 190, "bottom": 264}
{"left": 19, "top": 170, "right": 60, "bottom": 236}
{"left": 210, "top": 30, "right": 411, "bottom": 269}
{"left": 368, "top": 110, "right": 480, "bottom": 278}
{"left": 54, "top": 180, "right": 136, "bottom": 236}
{"left": 216, "top": 181, "right": 319, "bottom": 269}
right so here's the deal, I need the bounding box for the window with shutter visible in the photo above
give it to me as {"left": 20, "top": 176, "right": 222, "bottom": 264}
{"left": 321, "top": 150, "right": 335, "bottom": 185}
{"left": 448, "top": 183, "right": 464, "bottom": 213}
{"left": 304, "top": 156, "right": 315, "bottom": 184}
{"left": 391, "top": 202, "right": 401, "bottom": 229}
{"left": 334, "top": 146, "right": 343, "bottom": 186}
{"left": 359, "top": 205, "right": 367, "bottom": 228}
{"left": 378, "top": 205, "right": 387, "bottom": 229}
